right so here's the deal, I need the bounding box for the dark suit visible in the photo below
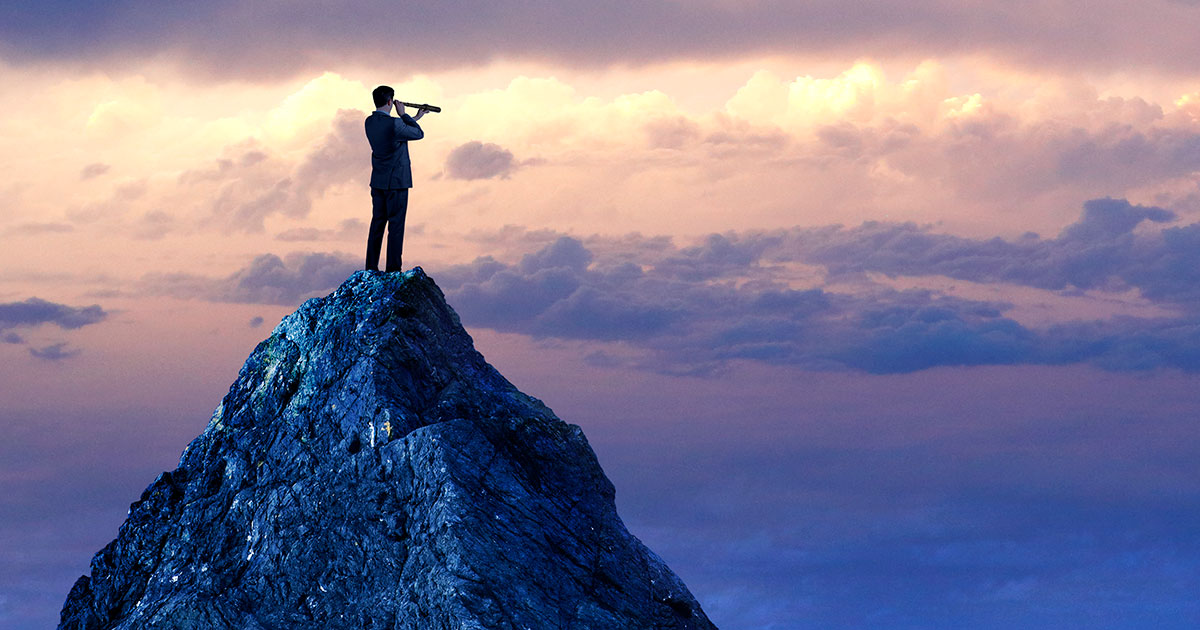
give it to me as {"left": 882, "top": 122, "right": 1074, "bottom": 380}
{"left": 364, "top": 110, "right": 424, "bottom": 271}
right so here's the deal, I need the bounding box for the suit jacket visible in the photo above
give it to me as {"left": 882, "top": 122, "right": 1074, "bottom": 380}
{"left": 365, "top": 111, "right": 424, "bottom": 189}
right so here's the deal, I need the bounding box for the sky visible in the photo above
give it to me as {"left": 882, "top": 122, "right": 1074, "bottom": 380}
{"left": 3, "top": 1, "right": 1200, "bottom": 628}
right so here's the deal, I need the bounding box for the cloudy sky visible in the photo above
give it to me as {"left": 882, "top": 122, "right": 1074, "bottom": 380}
{"left": 4, "top": 1, "right": 1200, "bottom": 628}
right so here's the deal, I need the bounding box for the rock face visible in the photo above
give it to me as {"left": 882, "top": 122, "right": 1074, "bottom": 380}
{"left": 59, "top": 269, "right": 716, "bottom": 630}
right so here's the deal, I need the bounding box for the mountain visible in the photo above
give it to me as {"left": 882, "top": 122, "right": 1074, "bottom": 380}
{"left": 58, "top": 268, "right": 717, "bottom": 630}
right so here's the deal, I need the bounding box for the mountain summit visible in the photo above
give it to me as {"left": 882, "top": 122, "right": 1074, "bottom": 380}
{"left": 59, "top": 269, "right": 716, "bottom": 630}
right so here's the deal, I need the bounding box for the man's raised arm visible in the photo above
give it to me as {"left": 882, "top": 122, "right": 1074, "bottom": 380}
{"left": 394, "top": 104, "right": 424, "bottom": 141}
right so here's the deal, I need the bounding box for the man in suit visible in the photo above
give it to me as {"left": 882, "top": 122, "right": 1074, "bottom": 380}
{"left": 364, "top": 85, "right": 427, "bottom": 272}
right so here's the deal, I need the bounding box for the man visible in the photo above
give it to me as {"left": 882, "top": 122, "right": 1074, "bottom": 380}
{"left": 364, "top": 85, "right": 427, "bottom": 272}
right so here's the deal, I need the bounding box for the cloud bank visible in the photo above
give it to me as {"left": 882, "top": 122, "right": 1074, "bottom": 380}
{"left": 5, "top": 1, "right": 1200, "bottom": 79}
{"left": 45, "top": 62, "right": 1200, "bottom": 252}
{"left": 435, "top": 197, "right": 1200, "bottom": 373}
{"left": 146, "top": 197, "right": 1200, "bottom": 375}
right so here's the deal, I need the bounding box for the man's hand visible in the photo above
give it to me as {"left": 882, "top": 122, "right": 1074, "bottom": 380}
{"left": 395, "top": 101, "right": 405, "bottom": 117}
{"left": 413, "top": 108, "right": 426, "bottom": 121}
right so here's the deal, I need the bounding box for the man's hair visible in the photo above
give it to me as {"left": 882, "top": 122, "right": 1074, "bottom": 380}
{"left": 372, "top": 85, "right": 394, "bottom": 108}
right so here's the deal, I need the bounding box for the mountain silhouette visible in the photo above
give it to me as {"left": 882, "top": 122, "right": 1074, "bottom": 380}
{"left": 58, "top": 268, "right": 716, "bottom": 630}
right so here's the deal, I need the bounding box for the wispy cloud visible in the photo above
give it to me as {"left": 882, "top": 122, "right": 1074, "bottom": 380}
{"left": 5, "top": 223, "right": 74, "bottom": 236}
{"left": 141, "top": 251, "right": 357, "bottom": 305}
{"left": 28, "top": 342, "right": 81, "bottom": 361}
{"left": 189, "top": 108, "right": 365, "bottom": 233}
{"left": 275, "top": 218, "right": 365, "bottom": 242}
{"left": 79, "top": 162, "right": 110, "bottom": 180}
{"left": 69, "top": 108, "right": 367, "bottom": 235}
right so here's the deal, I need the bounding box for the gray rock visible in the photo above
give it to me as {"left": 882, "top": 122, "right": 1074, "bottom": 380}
{"left": 59, "top": 268, "right": 716, "bottom": 630}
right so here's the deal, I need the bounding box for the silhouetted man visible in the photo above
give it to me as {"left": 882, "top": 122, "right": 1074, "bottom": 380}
{"left": 365, "top": 85, "right": 427, "bottom": 272}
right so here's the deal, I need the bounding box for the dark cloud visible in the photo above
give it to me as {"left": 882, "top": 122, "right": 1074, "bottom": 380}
{"left": 79, "top": 162, "right": 111, "bottom": 180}
{"left": 28, "top": 342, "right": 81, "bottom": 361}
{"left": 4, "top": 1, "right": 1200, "bottom": 80}
{"left": 141, "top": 251, "right": 357, "bottom": 305}
{"left": 1053, "top": 125, "right": 1200, "bottom": 187}
{"left": 220, "top": 252, "right": 358, "bottom": 304}
{"left": 655, "top": 232, "right": 780, "bottom": 281}
{"left": 3, "top": 332, "right": 24, "bottom": 344}
{"left": 433, "top": 200, "right": 1200, "bottom": 374}
{"left": 0, "top": 298, "right": 107, "bottom": 331}
{"left": 437, "top": 235, "right": 1030, "bottom": 374}
{"left": 837, "top": 301, "right": 1036, "bottom": 373}
{"left": 788, "top": 198, "right": 1200, "bottom": 304}
{"left": 444, "top": 141, "right": 519, "bottom": 180}
{"left": 248, "top": 316, "right": 265, "bottom": 328}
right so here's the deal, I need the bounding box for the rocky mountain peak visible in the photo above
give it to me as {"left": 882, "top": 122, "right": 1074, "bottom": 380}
{"left": 59, "top": 268, "right": 716, "bottom": 629}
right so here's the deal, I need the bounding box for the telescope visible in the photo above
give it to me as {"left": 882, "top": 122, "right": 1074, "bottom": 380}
{"left": 397, "top": 101, "right": 441, "bottom": 113}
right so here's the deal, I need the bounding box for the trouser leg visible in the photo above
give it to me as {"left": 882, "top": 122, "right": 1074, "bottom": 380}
{"left": 384, "top": 188, "right": 409, "bottom": 272}
{"left": 366, "top": 187, "right": 388, "bottom": 271}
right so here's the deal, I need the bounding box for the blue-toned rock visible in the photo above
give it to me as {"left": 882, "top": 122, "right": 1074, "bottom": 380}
{"left": 59, "top": 268, "right": 716, "bottom": 630}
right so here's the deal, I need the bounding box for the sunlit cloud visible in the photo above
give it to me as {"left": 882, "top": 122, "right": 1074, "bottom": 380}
{"left": 7, "top": 59, "right": 1200, "bottom": 250}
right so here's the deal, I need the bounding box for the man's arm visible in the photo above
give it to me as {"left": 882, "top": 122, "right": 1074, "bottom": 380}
{"left": 394, "top": 114, "right": 423, "bottom": 141}
{"left": 393, "top": 103, "right": 424, "bottom": 140}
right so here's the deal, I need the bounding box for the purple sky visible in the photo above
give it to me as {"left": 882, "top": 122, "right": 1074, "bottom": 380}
{"left": 3, "top": 2, "right": 1200, "bottom": 628}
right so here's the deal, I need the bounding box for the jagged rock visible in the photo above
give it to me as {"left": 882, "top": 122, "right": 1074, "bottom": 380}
{"left": 58, "top": 268, "right": 716, "bottom": 630}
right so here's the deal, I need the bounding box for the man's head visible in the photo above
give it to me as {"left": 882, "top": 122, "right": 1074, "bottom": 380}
{"left": 372, "top": 85, "right": 395, "bottom": 109}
